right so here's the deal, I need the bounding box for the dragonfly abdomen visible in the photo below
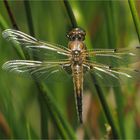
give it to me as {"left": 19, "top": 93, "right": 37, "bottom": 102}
{"left": 72, "top": 64, "right": 83, "bottom": 123}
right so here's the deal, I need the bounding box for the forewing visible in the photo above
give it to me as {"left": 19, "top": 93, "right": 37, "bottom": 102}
{"left": 86, "top": 47, "right": 140, "bottom": 67}
{"left": 25, "top": 45, "right": 69, "bottom": 61}
{"left": 2, "top": 29, "right": 39, "bottom": 45}
{"left": 2, "top": 60, "right": 71, "bottom": 82}
{"left": 2, "top": 29, "right": 70, "bottom": 61}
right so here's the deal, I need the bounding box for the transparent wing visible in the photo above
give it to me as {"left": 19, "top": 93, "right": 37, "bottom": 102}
{"left": 2, "top": 29, "right": 71, "bottom": 61}
{"left": 84, "top": 62, "right": 140, "bottom": 86}
{"left": 2, "top": 60, "right": 72, "bottom": 82}
{"left": 25, "top": 45, "right": 69, "bottom": 61}
{"left": 85, "top": 47, "right": 140, "bottom": 67}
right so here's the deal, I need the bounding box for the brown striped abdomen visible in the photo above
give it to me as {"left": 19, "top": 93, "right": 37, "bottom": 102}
{"left": 72, "top": 64, "right": 83, "bottom": 123}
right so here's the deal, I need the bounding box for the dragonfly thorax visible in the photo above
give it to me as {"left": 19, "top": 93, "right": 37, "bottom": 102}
{"left": 68, "top": 40, "right": 85, "bottom": 51}
{"left": 72, "top": 50, "right": 81, "bottom": 59}
{"left": 70, "top": 49, "right": 84, "bottom": 65}
{"left": 68, "top": 40, "right": 86, "bottom": 64}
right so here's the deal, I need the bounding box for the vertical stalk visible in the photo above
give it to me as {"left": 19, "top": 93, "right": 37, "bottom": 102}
{"left": 26, "top": 122, "right": 31, "bottom": 139}
{"left": 92, "top": 77, "right": 119, "bottom": 139}
{"left": 23, "top": 1, "right": 35, "bottom": 36}
{"left": 63, "top": 0, "right": 78, "bottom": 28}
{"left": 3, "top": 0, "right": 19, "bottom": 30}
{"left": 3, "top": 0, "right": 24, "bottom": 59}
{"left": 40, "top": 84, "right": 76, "bottom": 139}
{"left": 105, "top": 1, "right": 125, "bottom": 138}
{"left": 128, "top": 0, "right": 140, "bottom": 43}
{"left": 0, "top": 14, "right": 9, "bottom": 29}
{"left": 23, "top": 1, "right": 49, "bottom": 138}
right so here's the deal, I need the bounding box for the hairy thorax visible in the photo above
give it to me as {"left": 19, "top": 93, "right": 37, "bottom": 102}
{"left": 68, "top": 41, "right": 86, "bottom": 65}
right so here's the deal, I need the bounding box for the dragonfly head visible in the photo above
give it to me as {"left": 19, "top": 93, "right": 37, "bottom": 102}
{"left": 67, "top": 28, "right": 86, "bottom": 41}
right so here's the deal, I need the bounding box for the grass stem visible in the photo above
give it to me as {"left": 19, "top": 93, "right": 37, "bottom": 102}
{"left": 23, "top": 1, "right": 35, "bottom": 37}
{"left": 105, "top": 1, "right": 125, "bottom": 138}
{"left": 23, "top": 1, "right": 49, "bottom": 138}
{"left": 0, "top": 14, "right": 8, "bottom": 29}
{"left": 93, "top": 77, "right": 119, "bottom": 139}
{"left": 63, "top": 0, "right": 78, "bottom": 28}
{"left": 128, "top": 0, "right": 140, "bottom": 43}
{"left": 3, "top": 0, "right": 19, "bottom": 30}
{"left": 3, "top": 0, "right": 24, "bottom": 59}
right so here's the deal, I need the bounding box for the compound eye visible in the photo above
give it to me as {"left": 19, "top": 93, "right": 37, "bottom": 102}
{"left": 78, "top": 36, "right": 81, "bottom": 40}
{"left": 71, "top": 36, "right": 75, "bottom": 40}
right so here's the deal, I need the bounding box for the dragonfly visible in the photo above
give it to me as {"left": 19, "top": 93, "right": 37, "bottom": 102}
{"left": 2, "top": 28, "right": 140, "bottom": 123}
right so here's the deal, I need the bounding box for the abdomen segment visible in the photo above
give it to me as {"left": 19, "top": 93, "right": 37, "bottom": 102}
{"left": 72, "top": 64, "right": 83, "bottom": 123}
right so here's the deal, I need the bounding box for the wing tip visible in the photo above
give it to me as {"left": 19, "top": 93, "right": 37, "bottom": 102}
{"left": 2, "top": 29, "right": 9, "bottom": 39}
{"left": 2, "top": 29, "right": 15, "bottom": 39}
{"left": 2, "top": 61, "right": 11, "bottom": 70}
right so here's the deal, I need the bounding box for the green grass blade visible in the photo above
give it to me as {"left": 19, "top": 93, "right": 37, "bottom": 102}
{"left": 128, "top": 0, "right": 140, "bottom": 43}
{"left": 2, "top": 1, "right": 25, "bottom": 59}
{"left": 39, "top": 83, "right": 77, "bottom": 139}
{"left": 63, "top": 0, "right": 77, "bottom": 28}
{"left": 3, "top": 0, "right": 19, "bottom": 30}
{"left": 23, "top": 1, "right": 50, "bottom": 138}
{"left": 105, "top": 1, "right": 125, "bottom": 138}
{"left": 23, "top": 1, "right": 35, "bottom": 36}
{"left": 92, "top": 78, "right": 119, "bottom": 139}
{"left": 0, "top": 13, "right": 8, "bottom": 29}
{"left": 26, "top": 122, "right": 31, "bottom": 139}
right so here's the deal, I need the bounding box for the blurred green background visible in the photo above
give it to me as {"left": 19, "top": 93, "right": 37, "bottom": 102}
{"left": 0, "top": 0, "right": 140, "bottom": 139}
